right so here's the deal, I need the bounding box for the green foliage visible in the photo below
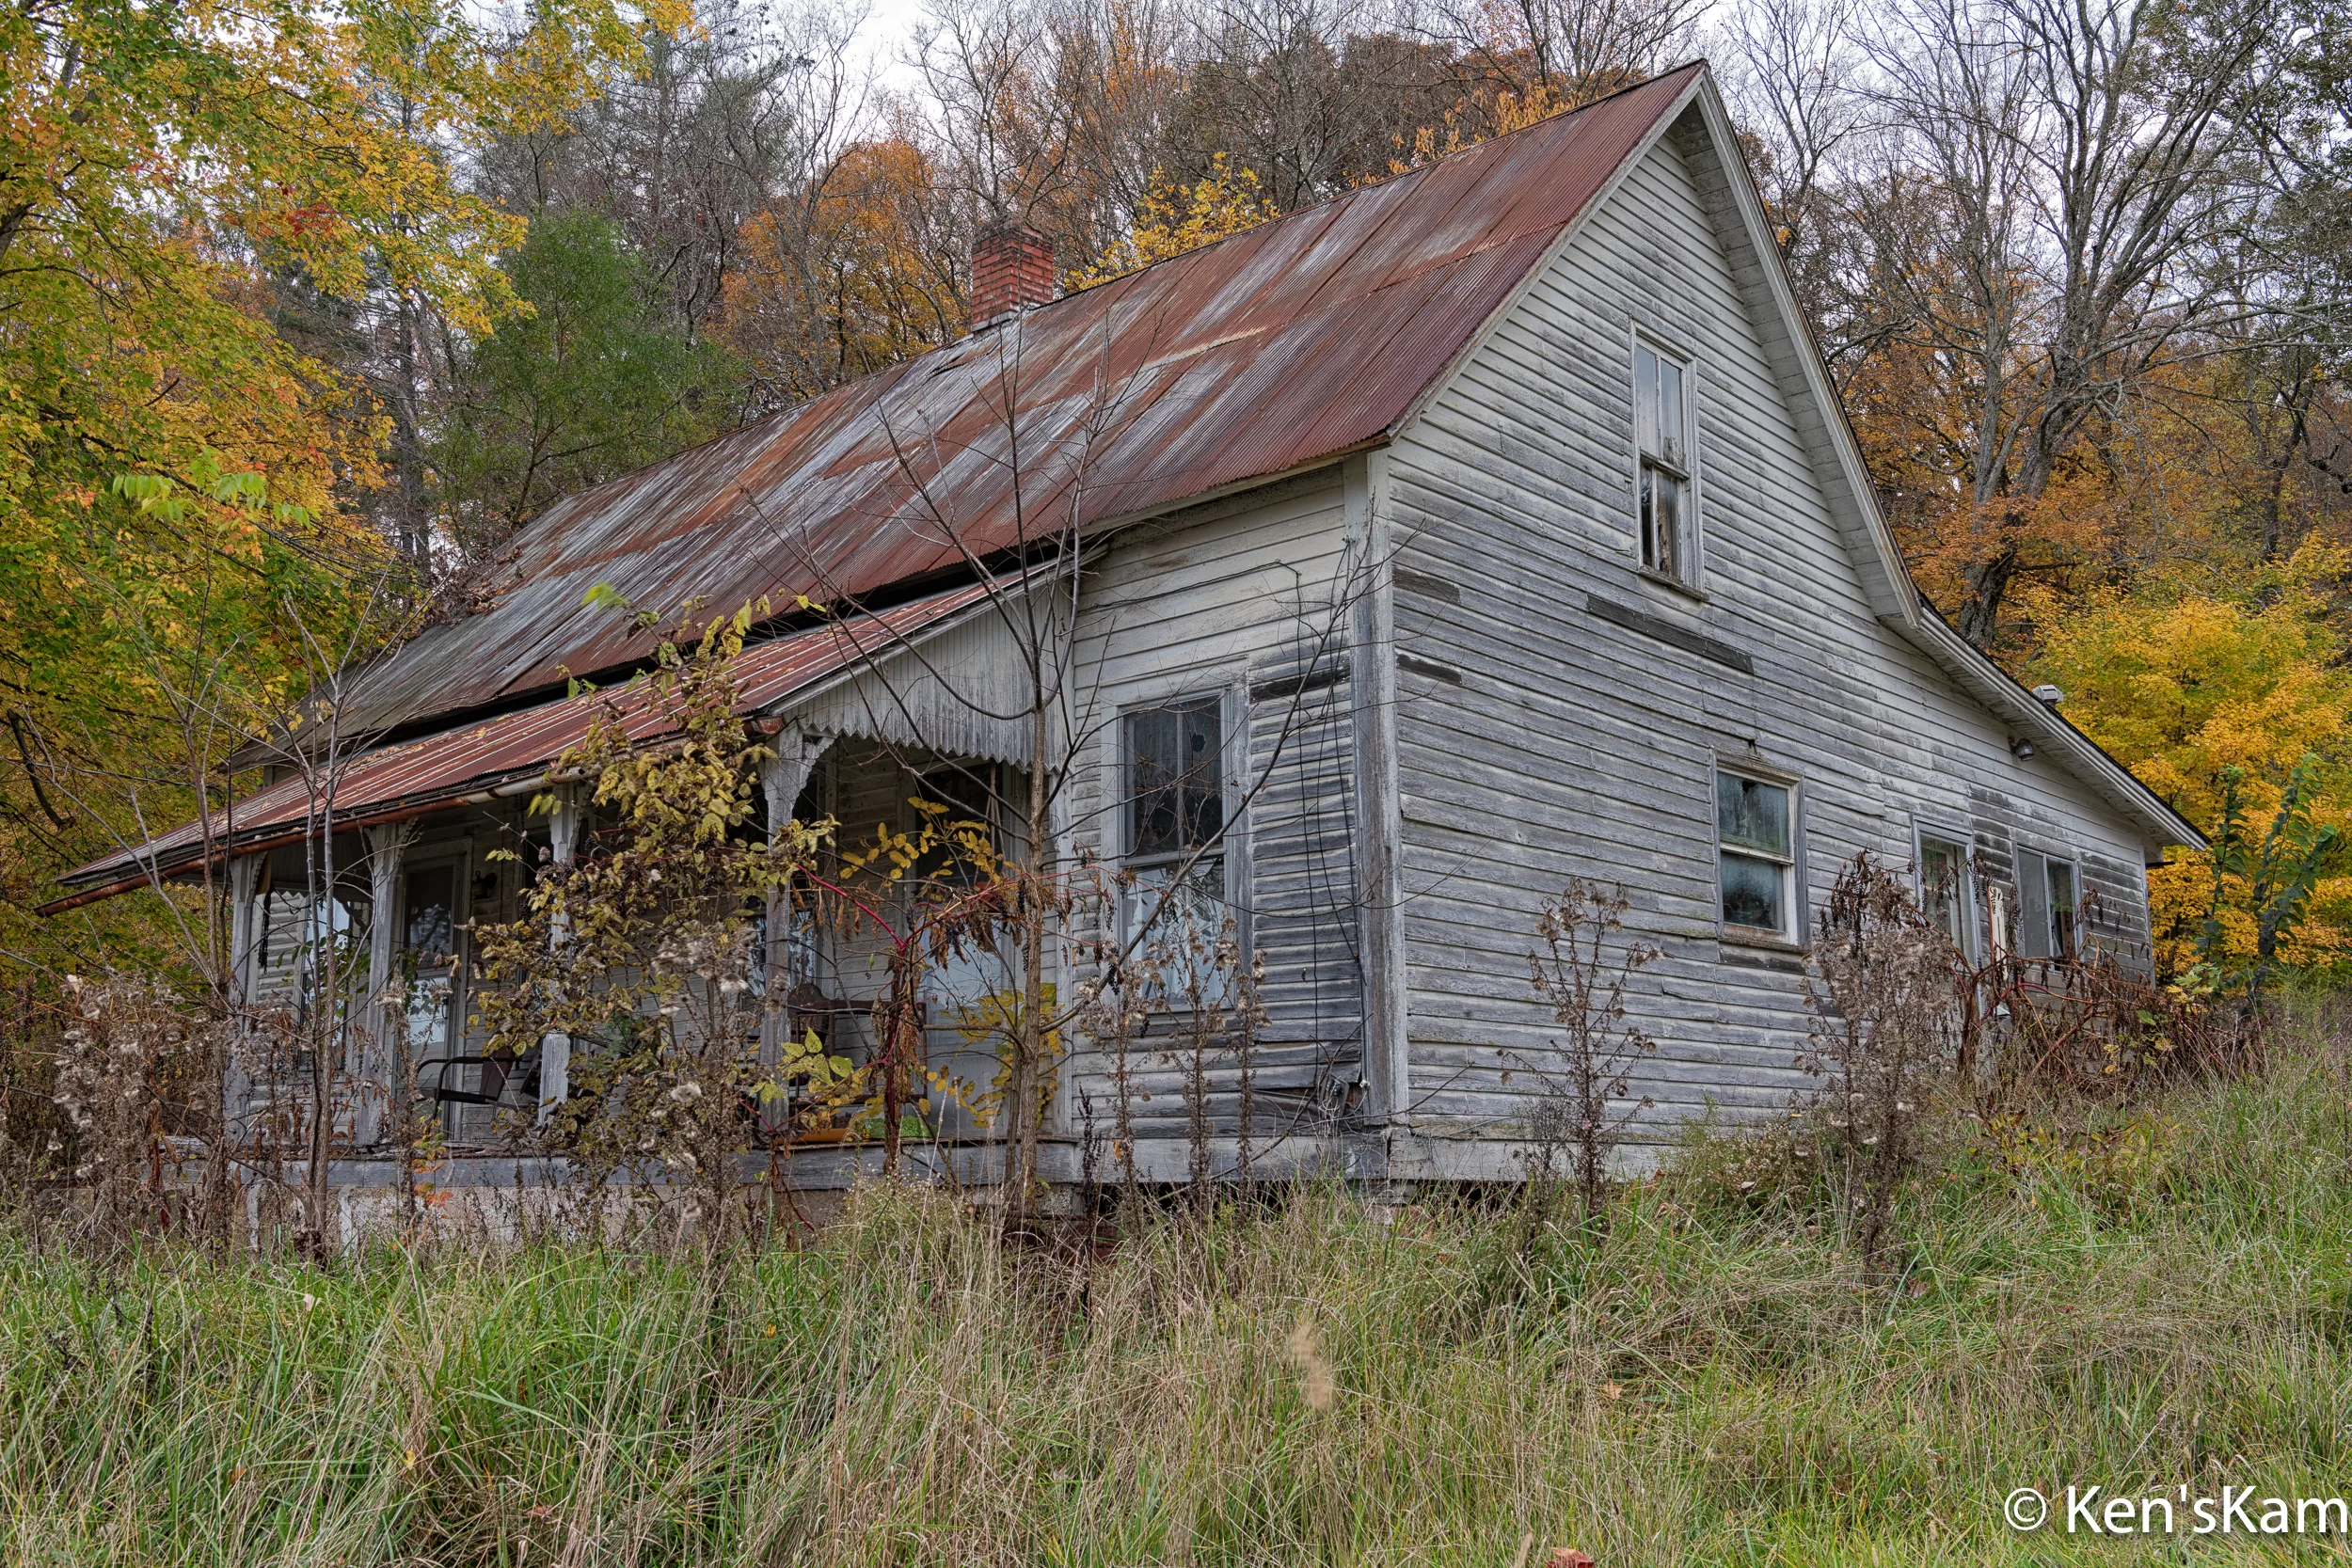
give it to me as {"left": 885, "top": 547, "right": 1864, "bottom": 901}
{"left": 0, "top": 0, "right": 672, "bottom": 980}
{"left": 2183, "top": 757, "right": 2344, "bottom": 1008}
{"left": 435, "top": 213, "right": 741, "bottom": 551}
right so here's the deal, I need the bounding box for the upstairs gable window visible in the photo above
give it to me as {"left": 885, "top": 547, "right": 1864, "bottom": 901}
{"left": 1634, "top": 340, "right": 1695, "bottom": 583}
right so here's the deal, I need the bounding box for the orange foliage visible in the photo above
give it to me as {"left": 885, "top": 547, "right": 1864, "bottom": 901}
{"left": 722, "top": 137, "right": 967, "bottom": 405}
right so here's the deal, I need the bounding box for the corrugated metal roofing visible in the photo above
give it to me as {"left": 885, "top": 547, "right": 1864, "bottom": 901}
{"left": 47, "top": 583, "right": 997, "bottom": 905}
{"left": 334, "top": 69, "right": 1702, "bottom": 740}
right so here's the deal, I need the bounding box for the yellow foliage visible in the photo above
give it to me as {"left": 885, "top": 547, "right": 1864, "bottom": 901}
{"left": 1064, "top": 155, "right": 1279, "bottom": 291}
{"left": 948, "top": 984, "right": 1062, "bottom": 1132}
{"left": 2032, "top": 546, "right": 2352, "bottom": 976}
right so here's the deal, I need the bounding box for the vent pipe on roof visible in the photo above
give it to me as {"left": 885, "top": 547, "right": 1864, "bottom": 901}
{"left": 971, "top": 222, "right": 1056, "bottom": 329}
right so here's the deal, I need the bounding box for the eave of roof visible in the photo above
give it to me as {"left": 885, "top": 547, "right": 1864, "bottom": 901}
{"left": 41, "top": 581, "right": 1006, "bottom": 912}
{"left": 1900, "top": 602, "right": 2204, "bottom": 854}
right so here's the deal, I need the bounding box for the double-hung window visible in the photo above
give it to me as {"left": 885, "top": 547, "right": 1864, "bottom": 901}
{"left": 1916, "top": 829, "right": 1976, "bottom": 957}
{"left": 2013, "top": 847, "right": 2079, "bottom": 959}
{"left": 1634, "top": 341, "right": 1694, "bottom": 583}
{"left": 1120, "top": 697, "right": 1230, "bottom": 960}
{"left": 1718, "top": 769, "right": 1796, "bottom": 940}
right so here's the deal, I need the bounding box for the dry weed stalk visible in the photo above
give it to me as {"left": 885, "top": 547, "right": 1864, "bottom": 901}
{"left": 1073, "top": 902, "right": 1264, "bottom": 1205}
{"left": 51, "top": 976, "right": 230, "bottom": 1248}
{"left": 1801, "top": 853, "right": 1963, "bottom": 1269}
{"left": 1522, "top": 879, "right": 1661, "bottom": 1227}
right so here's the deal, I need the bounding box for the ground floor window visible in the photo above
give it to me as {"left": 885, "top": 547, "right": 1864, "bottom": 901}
{"left": 1717, "top": 768, "right": 1796, "bottom": 940}
{"left": 2013, "top": 847, "right": 2079, "bottom": 959}
{"left": 1916, "top": 829, "right": 1976, "bottom": 956}
{"left": 1120, "top": 695, "right": 1234, "bottom": 995}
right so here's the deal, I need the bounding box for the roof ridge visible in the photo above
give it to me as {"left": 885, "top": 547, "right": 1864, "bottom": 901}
{"left": 1054, "top": 62, "right": 1706, "bottom": 306}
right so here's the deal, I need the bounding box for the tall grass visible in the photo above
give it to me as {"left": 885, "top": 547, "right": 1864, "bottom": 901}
{"left": 8, "top": 1033, "right": 2352, "bottom": 1564}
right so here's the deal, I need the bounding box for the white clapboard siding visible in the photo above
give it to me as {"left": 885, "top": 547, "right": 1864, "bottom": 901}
{"left": 1380, "top": 110, "right": 2161, "bottom": 1151}
{"left": 1059, "top": 477, "right": 1368, "bottom": 1152}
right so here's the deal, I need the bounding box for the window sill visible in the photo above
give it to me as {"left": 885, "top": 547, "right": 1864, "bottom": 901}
{"left": 1720, "top": 925, "right": 1804, "bottom": 956}
{"left": 1637, "top": 567, "right": 1708, "bottom": 604}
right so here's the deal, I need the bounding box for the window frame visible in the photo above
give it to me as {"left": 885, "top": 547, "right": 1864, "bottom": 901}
{"left": 2046, "top": 853, "right": 2080, "bottom": 960}
{"left": 1108, "top": 684, "right": 1248, "bottom": 960}
{"left": 1713, "top": 762, "right": 1802, "bottom": 946}
{"left": 1913, "top": 820, "right": 1979, "bottom": 960}
{"left": 2011, "top": 844, "right": 2082, "bottom": 960}
{"left": 1630, "top": 330, "right": 1702, "bottom": 589}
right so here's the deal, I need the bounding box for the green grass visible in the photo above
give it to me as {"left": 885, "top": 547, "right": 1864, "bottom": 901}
{"left": 8, "top": 1034, "right": 2352, "bottom": 1565}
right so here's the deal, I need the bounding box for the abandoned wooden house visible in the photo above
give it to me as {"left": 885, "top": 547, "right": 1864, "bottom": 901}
{"left": 52, "top": 62, "right": 2199, "bottom": 1196}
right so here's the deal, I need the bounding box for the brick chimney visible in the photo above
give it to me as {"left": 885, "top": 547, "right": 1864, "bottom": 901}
{"left": 970, "top": 222, "right": 1056, "bottom": 328}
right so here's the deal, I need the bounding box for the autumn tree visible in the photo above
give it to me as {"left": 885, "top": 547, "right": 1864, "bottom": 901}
{"left": 2031, "top": 543, "right": 2352, "bottom": 977}
{"left": 1063, "top": 153, "right": 1278, "bottom": 287}
{"left": 1836, "top": 0, "right": 2299, "bottom": 646}
{"left": 722, "top": 135, "right": 974, "bottom": 407}
{"left": 0, "top": 0, "right": 679, "bottom": 974}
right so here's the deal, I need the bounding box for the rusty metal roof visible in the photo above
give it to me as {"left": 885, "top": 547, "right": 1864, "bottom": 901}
{"left": 336, "top": 68, "right": 1702, "bottom": 740}
{"left": 47, "top": 71, "right": 1704, "bottom": 912}
{"left": 46, "top": 583, "right": 998, "bottom": 907}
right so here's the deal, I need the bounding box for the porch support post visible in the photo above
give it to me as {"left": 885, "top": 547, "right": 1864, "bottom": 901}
{"left": 757, "top": 730, "right": 821, "bottom": 1134}
{"left": 356, "top": 822, "right": 415, "bottom": 1148}
{"left": 228, "top": 853, "right": 264, "bottom": 1006}
{"left": 760, "top": 729, "right": 820, "bottom": 841}
{"left": 537, "top": 787, "right": 586, "bottom": 1122}
{"left": 224, "top": 853, "right": 264, "bottom": 1139}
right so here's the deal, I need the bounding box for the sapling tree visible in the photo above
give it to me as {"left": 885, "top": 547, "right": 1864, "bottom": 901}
{"left": 830, "top": 799, "right": 1082, "bottom": 1176}
{"left": 30, "top": 464, "right": 417, "bottom": 1254}
{"left": 471, "top": 604, "right": 827, "bottom": 1244}
{"left": 2185, "top": 756, "right": 2341, "bottom": 1021}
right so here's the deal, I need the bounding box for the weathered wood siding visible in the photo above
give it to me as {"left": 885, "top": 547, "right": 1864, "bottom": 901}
{"left": 1059, "top": 476, "right": 1368, "bottom": 1174}
{"left": 1379, "top": 108, "right": 2162, "bottom": 1171}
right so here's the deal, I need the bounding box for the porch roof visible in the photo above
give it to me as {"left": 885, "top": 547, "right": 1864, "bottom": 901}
{"left": 42, "top": 581, "right": 1004, "bottom": 912}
